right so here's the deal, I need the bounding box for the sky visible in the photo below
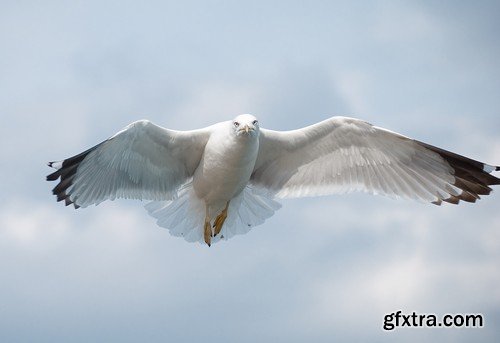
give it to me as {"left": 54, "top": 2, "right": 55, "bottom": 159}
{"left": 1, "top": 0, "right": 500, "bottom": 342}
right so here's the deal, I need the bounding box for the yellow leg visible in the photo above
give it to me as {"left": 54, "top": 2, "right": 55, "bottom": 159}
{"left": 213, "top": 201, "right": 230, "bottom": 237}
{"left": 203, "top": 204, "right": 212, "bottom": 247}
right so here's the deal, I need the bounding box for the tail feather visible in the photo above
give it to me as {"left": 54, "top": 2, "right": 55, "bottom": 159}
{"left": 145, "top": 184, "right": 281, "bottom": 244}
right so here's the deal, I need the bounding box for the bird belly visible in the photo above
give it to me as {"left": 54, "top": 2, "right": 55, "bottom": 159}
{"left": 192, "top": 136, "right": 258, "bottom": 209}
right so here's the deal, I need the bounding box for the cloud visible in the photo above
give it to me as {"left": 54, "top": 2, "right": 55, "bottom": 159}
{"left": 0, "top": 201, "right": 70, "bottom": 250}
{"left": 1, "top": 0, "right": 500, "bottom": 342}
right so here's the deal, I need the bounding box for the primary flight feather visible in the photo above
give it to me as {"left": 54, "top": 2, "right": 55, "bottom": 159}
{"left": 47, "top": 114, "right": 500, "bottom": 246}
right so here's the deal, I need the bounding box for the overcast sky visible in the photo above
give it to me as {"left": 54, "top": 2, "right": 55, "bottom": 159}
{"left": 1, "top": 1, "right": 500, "bottom": 342}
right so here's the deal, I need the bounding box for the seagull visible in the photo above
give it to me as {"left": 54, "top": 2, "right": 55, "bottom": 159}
{"left": 47, "top": 114, "right": 499, "bottom": 246}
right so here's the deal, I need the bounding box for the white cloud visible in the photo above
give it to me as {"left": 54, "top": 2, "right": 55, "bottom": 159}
{"left": 170, "top": 81, "right": 262, "bottom": 128}
{"left": 372, "top": 3, "right": 445, "bottom": 43}
{"left": 2, "top": 0, "right": 500, "bottom": 342}
{"left": 331, "top": 69, "right": 373, "bottom": 114}
{"left": 0, "top": 201, "right": 71, "bottom": 250}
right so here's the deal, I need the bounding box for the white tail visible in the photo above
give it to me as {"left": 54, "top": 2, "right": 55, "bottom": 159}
{"left": 145, "top": 184, "right": 281, "bottom": 244}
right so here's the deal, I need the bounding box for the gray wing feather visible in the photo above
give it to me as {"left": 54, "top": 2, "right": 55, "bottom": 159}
{"left": 47, "top": 120, "right": 210, "bottom": 208}
{"left": 252, "top": 117, "right": 499, "bottom": 204}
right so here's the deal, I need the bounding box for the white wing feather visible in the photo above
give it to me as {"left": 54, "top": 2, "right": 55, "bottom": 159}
{"left": 252, "top": 116, "right": 499, "bottom": 204}
{"left": 47, "top": 120, "right": 211, "bottom": 208}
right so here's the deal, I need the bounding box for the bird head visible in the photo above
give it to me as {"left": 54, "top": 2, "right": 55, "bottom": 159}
{"left": 232, "top": 114, "right": 259, "bottom": 137}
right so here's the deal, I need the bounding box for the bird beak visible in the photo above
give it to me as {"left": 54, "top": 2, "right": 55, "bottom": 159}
{"left": 238, "top": 124, "right": 254, "bottom": 135}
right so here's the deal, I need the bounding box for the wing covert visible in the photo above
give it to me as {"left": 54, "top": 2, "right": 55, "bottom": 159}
{"left": 252, "top": 117, "right": 499, "bottom": 204}
{"left": 47, "top": 120, "right": 210, "bottom": 208}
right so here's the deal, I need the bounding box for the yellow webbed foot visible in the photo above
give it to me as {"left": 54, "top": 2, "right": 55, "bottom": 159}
{"left": 213, "top": 201, "right": 229, "bottom": 237}
{"left": 203, "top": 203, "right": 213, "bottom": 247}
{"left": 204, "top": 220, "right": 212, "bottom": 247}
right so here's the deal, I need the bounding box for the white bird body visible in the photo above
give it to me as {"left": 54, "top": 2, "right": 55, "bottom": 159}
{"left": 47, "top": 114, "right": 500, "bottom": 246}
{"left": 189, "top": 116, "right": 262, "bottom": 244}
{"left": 193, "top": 118, "right": 259, "bottom": 210}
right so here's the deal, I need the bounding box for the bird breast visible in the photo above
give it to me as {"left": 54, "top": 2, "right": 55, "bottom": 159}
{"left": 192, "top": 129, "right": 259, "bottom": 203}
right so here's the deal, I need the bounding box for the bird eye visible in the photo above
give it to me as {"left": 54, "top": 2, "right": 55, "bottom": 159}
{"left": 234, "top": 121, "right": 240, "bottom": 127}
{"left": 252, "top": 120, "right": 258, "bottom": 125}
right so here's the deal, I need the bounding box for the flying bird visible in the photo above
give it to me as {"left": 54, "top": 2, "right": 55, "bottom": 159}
{"left": 47, "top": 115, "right": 500, "bottom": 246}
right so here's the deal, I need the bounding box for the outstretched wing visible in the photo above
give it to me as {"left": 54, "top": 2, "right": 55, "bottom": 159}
{"left": 47, "top": 120, "right": 210, "bottom": 208}
{"left": 252, "top": 116, "right": 499, "bottom": 205}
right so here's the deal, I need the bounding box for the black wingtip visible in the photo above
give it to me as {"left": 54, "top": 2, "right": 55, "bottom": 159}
{"left": 47, "top": 142, "right": 104, "bottom": 209}
{"left": 416, "top": 140, "right": 500, "bottom": 204}
{"left": 46, "top": 170, "right": 60, "bottom": 181}
{"left": 46, "top": 162, "right": 60, "bottom": 180}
